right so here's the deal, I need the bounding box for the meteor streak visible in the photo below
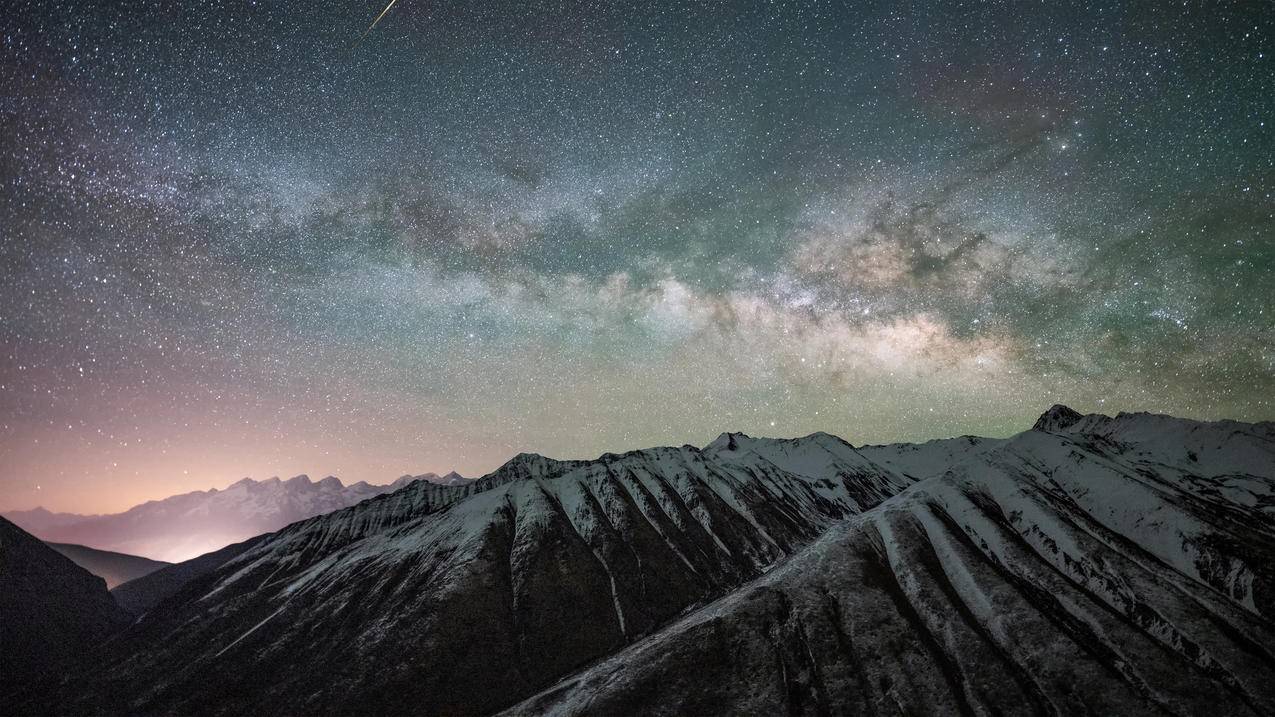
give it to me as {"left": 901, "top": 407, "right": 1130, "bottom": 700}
{"left": 353, "top": 0, "right": 400, "bottom": 49}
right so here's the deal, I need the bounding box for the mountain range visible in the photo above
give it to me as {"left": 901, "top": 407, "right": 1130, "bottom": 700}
{"left": 4, "top": 406, "right": 1274, "bottom": 715}
{"left": 3, "top": 472, "right": 469, "bottom": 563}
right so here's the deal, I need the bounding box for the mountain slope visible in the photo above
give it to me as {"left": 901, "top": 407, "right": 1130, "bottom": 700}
{"left": 110, "top": 536, "right": 268, "bottom": 615}
{"left": 57, "top": 434, "right": 909, "bottom": 715}
{"left": 45, "top": 542, "right": 170, "bottom": 589}
{"left": 512, "top": 412, "right": 1275, "bottom": 715}
{"left": 32, "top": 407, "right": 1275, "bottom": 716}
{"left": 0, "top": 517, "right": 131, "bottom": 698}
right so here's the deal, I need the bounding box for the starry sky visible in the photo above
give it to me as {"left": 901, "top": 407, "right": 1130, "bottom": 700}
{"left": 2, "top": 0, "right": 1272, "bottom": 513}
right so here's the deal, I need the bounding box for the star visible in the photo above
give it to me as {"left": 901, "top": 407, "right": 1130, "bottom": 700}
{"left": 0, "top": 0, "right": 1270, "bottom": 513}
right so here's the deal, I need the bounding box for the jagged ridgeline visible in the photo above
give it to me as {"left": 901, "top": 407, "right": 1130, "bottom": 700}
{"left": 3, "top": 472, "right": 472, "bottom": 564}
{"left": 7, "top": 407, "right": 1275, "bottom": 716}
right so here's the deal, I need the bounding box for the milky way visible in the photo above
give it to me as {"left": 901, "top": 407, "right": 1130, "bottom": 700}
{"left": 2, "top": 1, "right": 1271, "bottom": 512}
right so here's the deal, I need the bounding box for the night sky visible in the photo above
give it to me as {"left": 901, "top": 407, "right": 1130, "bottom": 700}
{"left": 2, "top": 1, "right": 1271, "bottom": 513}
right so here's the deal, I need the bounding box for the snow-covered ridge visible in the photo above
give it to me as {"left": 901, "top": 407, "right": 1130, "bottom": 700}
{"left": 72, "top": 428, "right": 917, "bottom": 714}
{"left": 511, "top": 409, "right": 1275, "bottom": 716}
{"left": 1032, "top": 403, "right": 1275, "bottom": 478}
{"left": 39, "top": 406, "right": 1275, "bottom": 716}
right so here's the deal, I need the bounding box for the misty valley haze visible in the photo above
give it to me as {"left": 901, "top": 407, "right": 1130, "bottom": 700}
{"left": 3, "top": 472, "right": 470, "bottom": 562}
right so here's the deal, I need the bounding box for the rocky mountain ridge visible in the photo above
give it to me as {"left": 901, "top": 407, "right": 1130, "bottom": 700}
{"left": 10, "top": 406, "right": 1275, "bottom": 716}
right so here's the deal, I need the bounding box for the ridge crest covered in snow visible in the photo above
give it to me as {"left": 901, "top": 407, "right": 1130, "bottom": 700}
{"left": 13, "top": 408, "right": 1275, "bottom": 717}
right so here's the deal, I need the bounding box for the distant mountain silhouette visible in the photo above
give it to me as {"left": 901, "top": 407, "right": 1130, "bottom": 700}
{"left": 4, "top": 472, "right": 466, "bottom": 562}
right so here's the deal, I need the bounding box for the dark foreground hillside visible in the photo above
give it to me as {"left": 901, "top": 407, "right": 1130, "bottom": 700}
{"left": 0, "top": 517, "right": 130, "bottom": 698}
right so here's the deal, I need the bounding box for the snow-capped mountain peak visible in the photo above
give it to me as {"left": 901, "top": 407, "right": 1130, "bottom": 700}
{"left": 391, "top": 471, "right": 471, "bottom": 488}
{"left": 437, "top": 471, "right": 468, "bottom": 485}
{"left": 705, "top": 431, "right": 750, "bottom": 452}
{"left": 1031, "top": 403, "right": 1084, "bottom": 432}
